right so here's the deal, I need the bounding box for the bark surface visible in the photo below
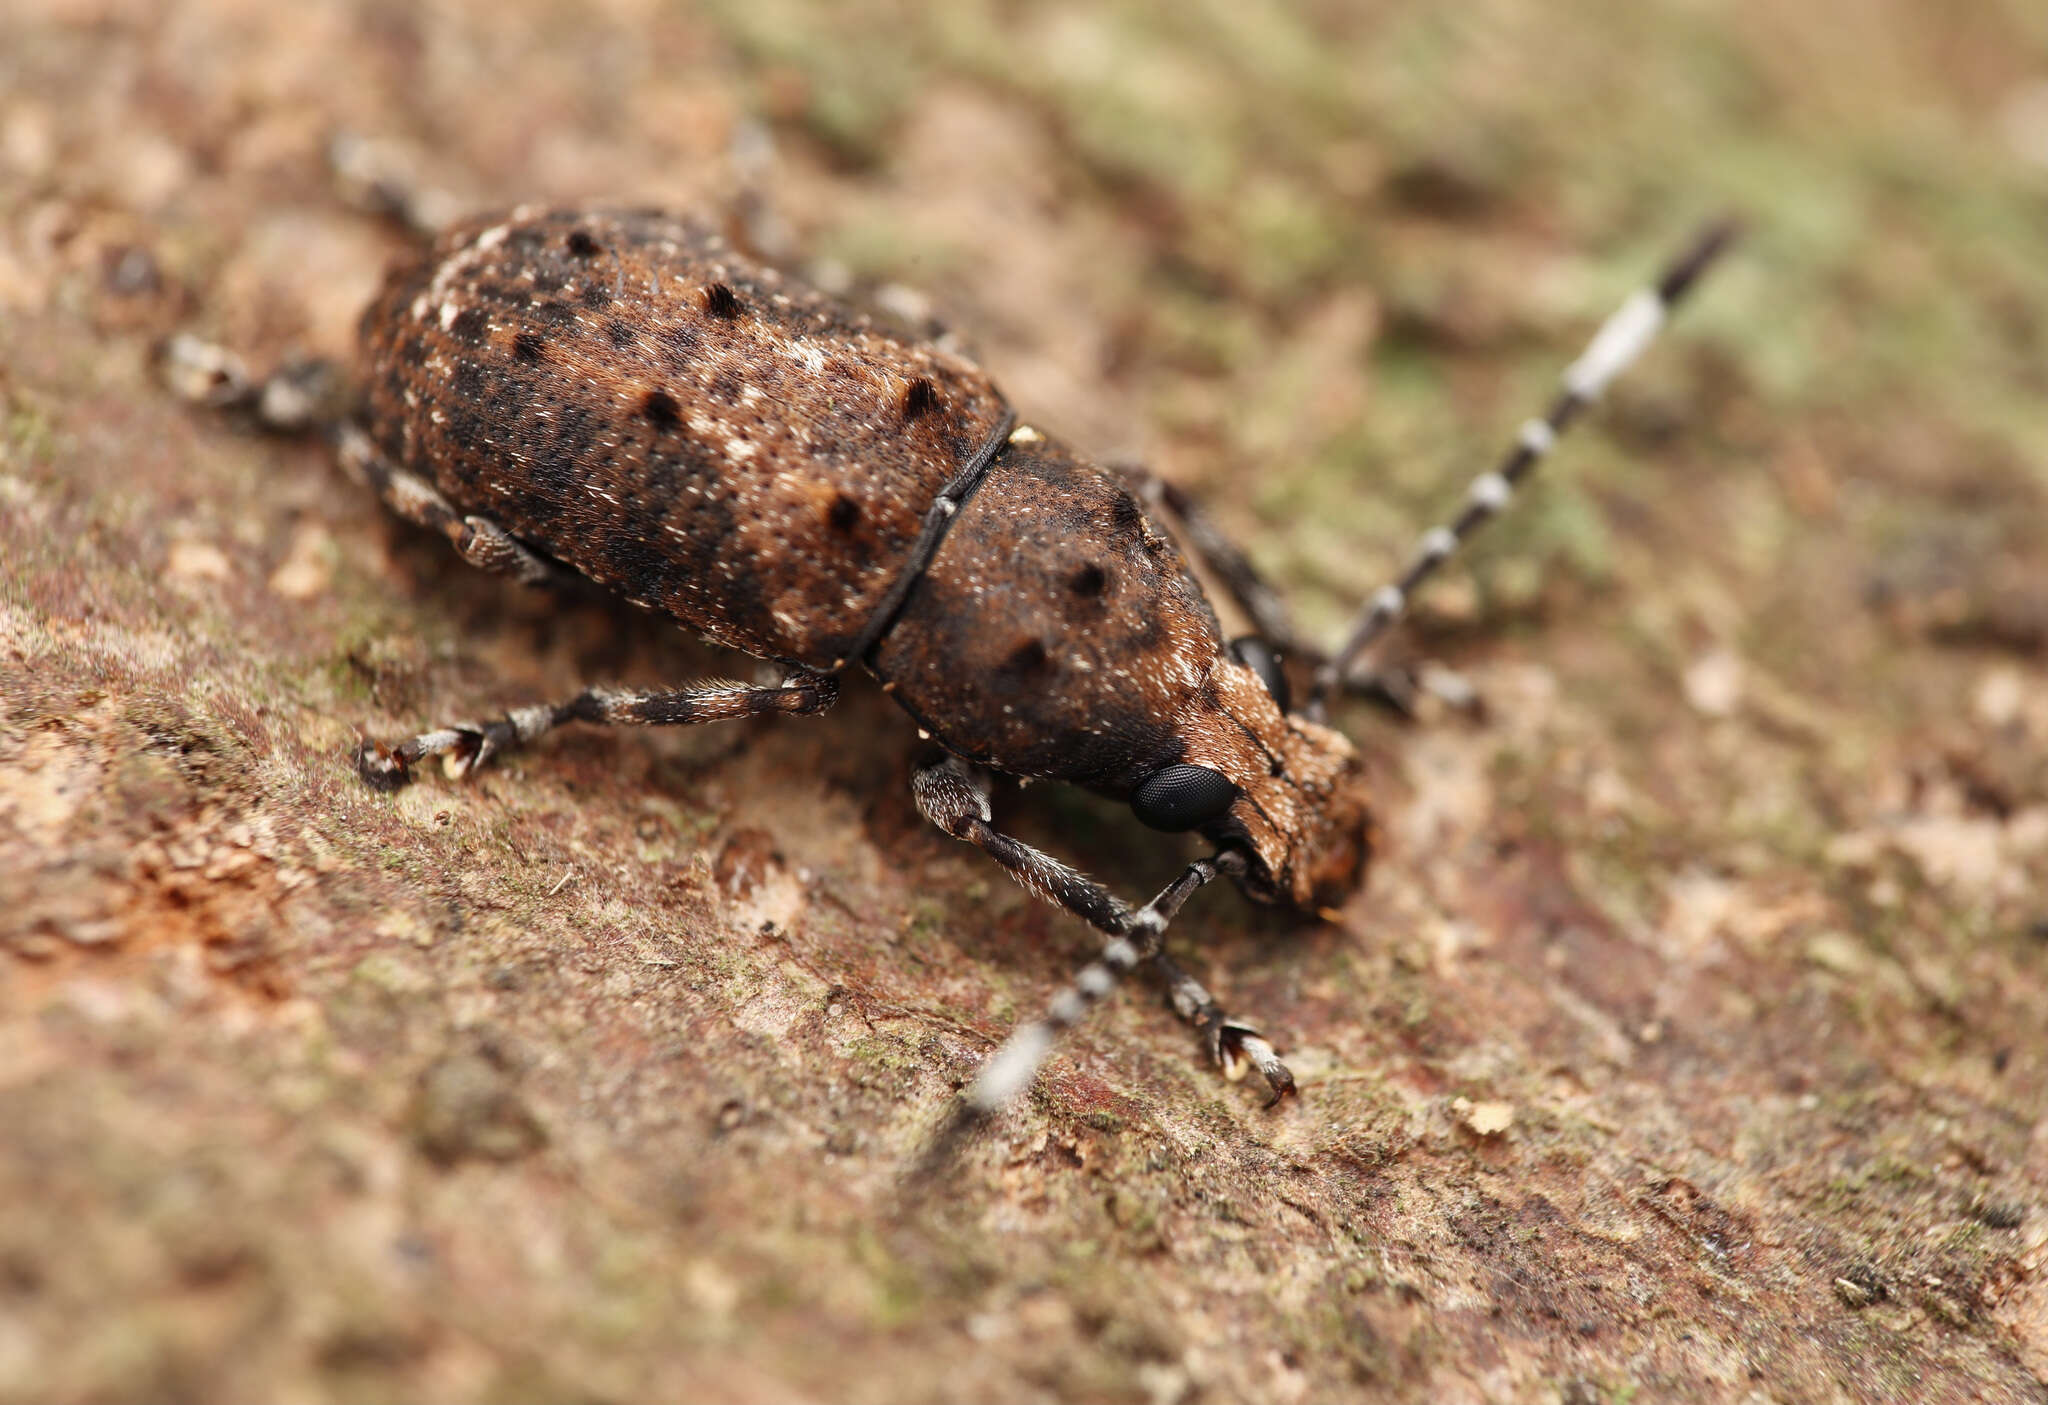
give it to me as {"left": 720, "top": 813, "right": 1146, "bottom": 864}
{"left": 4, "top": 3, "right": 2047, "bottom": 1401}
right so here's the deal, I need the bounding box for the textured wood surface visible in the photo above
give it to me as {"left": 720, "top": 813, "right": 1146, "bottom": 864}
{"left": 4, "top": 2, "right": 2046, "bottom": 1400}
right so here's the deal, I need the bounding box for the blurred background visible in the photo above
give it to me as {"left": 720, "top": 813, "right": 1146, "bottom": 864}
{"left": 3, "top": 2, "right": 2047, "bottom": 1401}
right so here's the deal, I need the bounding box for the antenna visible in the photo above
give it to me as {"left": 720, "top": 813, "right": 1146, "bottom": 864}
{"left": 1312, "top": 219, "right": 1740, "bottom": 706}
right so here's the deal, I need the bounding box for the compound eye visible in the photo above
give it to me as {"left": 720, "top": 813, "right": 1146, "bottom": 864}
{"left": 1130, "top": 763, "right": 1239, "bottom": 832}
{"left": 1229, "top": 635, "right": 1291, "bottom": 715}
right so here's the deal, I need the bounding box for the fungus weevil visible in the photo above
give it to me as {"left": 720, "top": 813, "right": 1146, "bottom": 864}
{"left": 169, "top": 205, "right": 1735, "bottom": 1127}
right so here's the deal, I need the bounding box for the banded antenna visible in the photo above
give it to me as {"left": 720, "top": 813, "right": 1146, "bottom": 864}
{"left": 1311, "top": 219, "right": 1740, "bottom": 708}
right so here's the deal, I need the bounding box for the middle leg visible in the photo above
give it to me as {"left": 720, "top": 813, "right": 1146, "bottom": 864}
{"left": 357, "top": 671, "right": 839, "bottom": 790}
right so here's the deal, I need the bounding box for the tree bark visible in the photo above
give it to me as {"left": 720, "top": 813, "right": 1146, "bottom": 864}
{"left": 3, "top": 4, "right": 2045, "bottom": 1400}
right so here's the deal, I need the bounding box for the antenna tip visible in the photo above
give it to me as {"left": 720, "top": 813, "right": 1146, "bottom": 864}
{"left": 1658, "top": 216, "right": 1744, "bottom": 305}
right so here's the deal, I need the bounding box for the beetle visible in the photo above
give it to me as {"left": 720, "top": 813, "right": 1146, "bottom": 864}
{"left": 168, "top": 204, "right": 1734, "bottom": 1124}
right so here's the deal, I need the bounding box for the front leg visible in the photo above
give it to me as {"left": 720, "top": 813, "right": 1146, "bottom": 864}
{"left": 1107, "top": 459, "right": 1480, "bottom": 723}
{"left": 911, "top": 756, "right": 1294, "bottom": 1109}
{"left": 1151, "top": 951, "right": 1295, "bottom": 1100}
{"left": 911, "top": 756, "right": 1128, "bottom": 931}
{"left": 1115, "top": 463, "right": 1301, "bottom": 655}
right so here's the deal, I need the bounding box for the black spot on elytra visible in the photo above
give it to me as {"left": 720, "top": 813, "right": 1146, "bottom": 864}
{"left": 449, "top": 307, "right": 489, "bottom": 344}
{"left": 537, "top": 301, "right": 579, "bottom": 327}
{"left": 901, "top": 377, "right": 939, "bottom": 422}
{"left": 512, "top": 331, "right": 546, "bottom": 364}
{"left": 565, "top": 229, "right": 600, "bottom": 259}
{"left": 580, "top": 282, "right": 611, "bottom": 311}
{"left": 1069, "top": 563, "right": 1109, "bottom": 598}
{"left": 642, "top": 390, "right": 681, "bottom": 430}
{"left": 604, "top": 318, "right": 636, "bottom": 349}
{"left": 702, "top": 282, "right": 741, "bottom": 319}
{"left": 827, "top": 493, "right": 861, "bottom": 531}
{"left": 452, "top": 361, "right": 484, "bottom": 402}
{"left": 1004, "top": 639, "right": 1051, "bottom": 675}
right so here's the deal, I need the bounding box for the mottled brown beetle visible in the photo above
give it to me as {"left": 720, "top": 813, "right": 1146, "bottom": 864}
{"left": 169, "top": 204, "right": 1734, "bottom": 1123}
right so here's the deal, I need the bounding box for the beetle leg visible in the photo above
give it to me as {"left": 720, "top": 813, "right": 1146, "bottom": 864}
{"left": 327, "top": 130, "right": 461, "bottom": 238}
{"left": 355, "top": 671, "right": 838, "bottom": 791}
{"left": 160, "top": 338, "right": 576, "bottom": 589}
{"left": 912, "top": 756, "right": 1295, "bottom": 1110}
{"left": 335, "top": 424, "right": 575, "bottom": 589}
{"left": 1115, "top": 460, "right": 1481, "bottom": 724}
{"left": 1150, "top": 951, "right": 1296, "bottom": 1105}
{"left": 1115, "top": 456, "right": 1494, "bottom": 725}
{"left": 1117, "top": 463, "right": 1304, "bottom": 655}
{"left": 911, "top": 757, "right": 1127, "bottom": 931}
{"left": 1338, "top": 657, "right": 1491, "bottom": 723}
{"left": 159, "top": 334, "right": 346, "bottom": 435}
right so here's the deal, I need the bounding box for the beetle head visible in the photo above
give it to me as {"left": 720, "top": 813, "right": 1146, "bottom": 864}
{"left": 1215, "top": 707, "right": 1374, "bottom": 913}
{"left": 1134, "top": 652, "right": 1373, "bottom": 915}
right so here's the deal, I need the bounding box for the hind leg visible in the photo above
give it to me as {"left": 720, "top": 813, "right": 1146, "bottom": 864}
{"left": 159, "top": 334, "right": 344, "bottom": 434}
{"left": 164, "top": 333, "right": 577, "bottom": 591}
{"left": 332, "top": 424, "right": 572, "bottom": 588}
